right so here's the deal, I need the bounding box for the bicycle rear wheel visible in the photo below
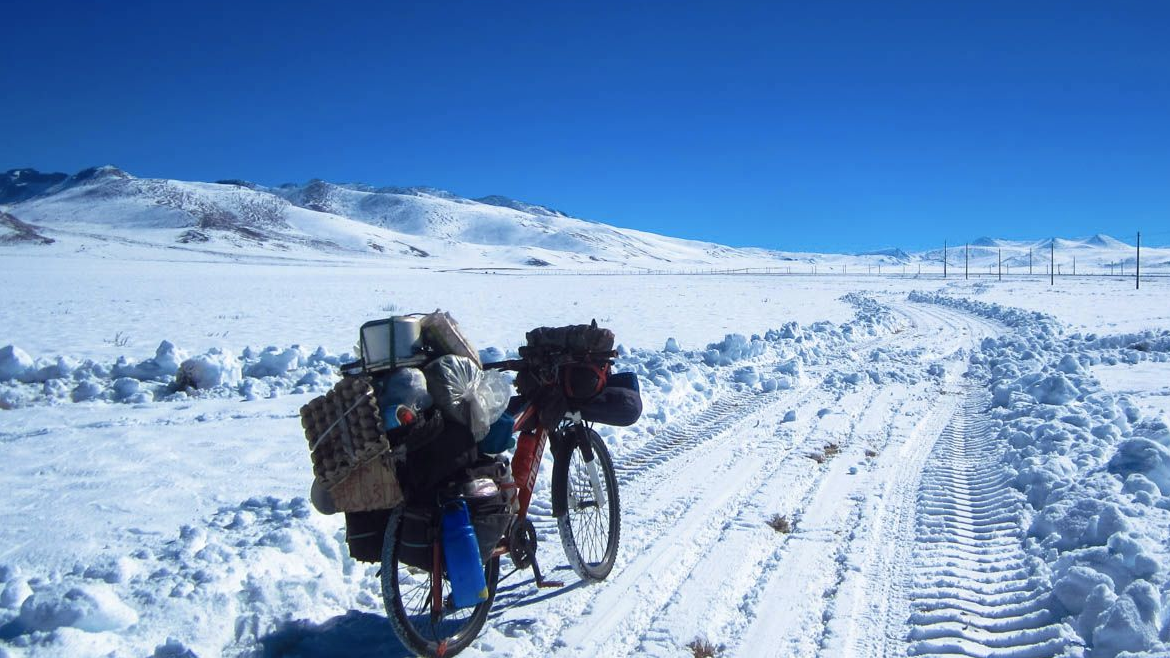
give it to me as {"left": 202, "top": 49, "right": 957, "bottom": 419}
{"left": 380, "top": 506, "right": 499, "bottom": 657}
{"left": 552, "top": 425, "right": 621, "bottom": 582}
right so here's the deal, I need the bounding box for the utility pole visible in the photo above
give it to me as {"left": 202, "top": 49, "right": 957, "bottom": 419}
{"left": 1029, "top": 248, "right": 1033, "bottom": 275}
{"left": 1073, "top": 257, "right": 1076, "bottom": 276}
{"left": 998, "top": 248, "right": 1002, "bottom": 281}
{"left": 1050, "top": 239, "right": 1054, "bottom": 286}
{"left": 965, "top": 243, "right": 969, "bottom": 280}
{"left": 1137, "top": 231, "right": 1141, "bottom": 290}
{"left": 944, "top": 241, "right": 948, "bottom": 279}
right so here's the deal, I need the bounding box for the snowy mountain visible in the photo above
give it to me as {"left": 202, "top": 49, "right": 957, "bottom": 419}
{"left": 0, "top": 167, "right": 795, "bottom": 269}
{"left": 0, "top": 166, "right": 1163, "bottom": 272}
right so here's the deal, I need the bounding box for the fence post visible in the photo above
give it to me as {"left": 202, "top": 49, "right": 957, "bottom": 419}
{"left": 1137, "top": 231, "right": 1141, "bottom": 290}
{"left": 1050, "top": 239, "right": 1054, "bottom": 285}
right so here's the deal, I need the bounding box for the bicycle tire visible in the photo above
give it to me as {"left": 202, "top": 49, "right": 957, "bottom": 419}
{"left": 380, "top": 507, "right": 499, "bottom": 657}
{"left": 552, "top": 425, "right": 621, "bottom": 582}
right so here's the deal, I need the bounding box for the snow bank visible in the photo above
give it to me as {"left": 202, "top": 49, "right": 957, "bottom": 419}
{"left": 0, "top": 341, "right": 348, "bottom": 409}
{"left": 0, "top": 497, "right": 369, "bottom": 657}
{"left": 913, "top": 290, "right": 1170, "bottom": 656}
{"left": 0, "top": 293, "right": 919, "bottom": 656}
{"left": 14, "top": 583, "right": 139, "bottom": 634}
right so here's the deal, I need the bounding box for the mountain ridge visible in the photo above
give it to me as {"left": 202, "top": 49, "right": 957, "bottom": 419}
{"left": 0, "top": 166, "right": 1159, "bottom": 271}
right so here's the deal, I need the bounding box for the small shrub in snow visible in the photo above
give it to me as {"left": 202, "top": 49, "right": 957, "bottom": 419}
{"left": 686, "top": 637, "right": 720, "bottom": 658}
{"left": 105, "top": 331, "right": 131, "bottom": 347}
{"left": 766, "top": 514, "right": 792, "bottom": 534}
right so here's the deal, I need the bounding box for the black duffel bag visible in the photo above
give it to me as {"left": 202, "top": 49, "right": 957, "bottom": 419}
{"left": 393, "top": 408, "right": 479, "bottom": 501}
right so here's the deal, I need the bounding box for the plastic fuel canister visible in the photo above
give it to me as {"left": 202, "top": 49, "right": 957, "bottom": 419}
{"left": 441, "top": 499, "right": 489, "bottom": 608}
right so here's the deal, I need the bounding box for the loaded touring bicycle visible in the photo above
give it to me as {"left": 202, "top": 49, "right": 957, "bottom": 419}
{"left": 300, "top": 313, "right": 641, "bottom": 657}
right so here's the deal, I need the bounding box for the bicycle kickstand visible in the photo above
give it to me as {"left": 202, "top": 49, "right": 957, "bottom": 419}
{"left": 530, "top": 553, "right": 563, "bottom": 589}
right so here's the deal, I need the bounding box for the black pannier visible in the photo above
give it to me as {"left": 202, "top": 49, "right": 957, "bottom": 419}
{"left": 395, "top": 505, "right": 436, "bottom": 570}
{"left": 344, "top": 508, "right": 393, "bottom": 563}
{"left": 579, "top": 371, "right": 642, "bottom": 427}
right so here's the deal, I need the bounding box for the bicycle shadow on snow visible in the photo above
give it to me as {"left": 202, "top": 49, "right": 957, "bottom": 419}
{"left": 258, "top": 610, "right": 412, "bottom": 658}
{"left": 257, "top": 568, "right": 582, "bottom": 657}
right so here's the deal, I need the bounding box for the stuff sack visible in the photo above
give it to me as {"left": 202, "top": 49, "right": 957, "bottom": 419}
{"left": 520, "top": 321, "right": 615, "bottom": 362}
{"left": 421, "top": 311, "right": 481, "bottom": 368}
{"left": 578, "top": 371, "right": 642, "bottom": 427}
{"left": 559, "top": 361, "right": 610, "bottom": 401}
{"left": 479, "top": 412, "right": 516, "bottom": 455}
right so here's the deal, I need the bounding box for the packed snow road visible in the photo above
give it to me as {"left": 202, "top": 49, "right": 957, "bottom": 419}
{"left": 9, "top": 294, "right": 1142, "bottom": 657}
{"left": 462, "top": 300, "right": 1005, "bottom": 657}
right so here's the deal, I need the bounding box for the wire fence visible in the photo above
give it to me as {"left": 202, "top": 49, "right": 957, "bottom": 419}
{"left": 448, "top": 267, "right": 1168, "bottom": 279}
{"left": 445, "top": 233, "right": 1166, "bottom": 287}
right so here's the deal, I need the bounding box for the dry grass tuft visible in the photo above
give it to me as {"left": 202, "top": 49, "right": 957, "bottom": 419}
{"left": 687, "top": 637, "right": 720, "bottom": 658}
{"left": 766, "top": 514, "right": 792, "bottom": 533}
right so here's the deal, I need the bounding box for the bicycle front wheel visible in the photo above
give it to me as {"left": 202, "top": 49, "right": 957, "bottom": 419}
{"left": 552, "top": 425, "right": 621, "bottom": 582}
{"left": 380, "top": 506, "right": 499, "bottom": 657}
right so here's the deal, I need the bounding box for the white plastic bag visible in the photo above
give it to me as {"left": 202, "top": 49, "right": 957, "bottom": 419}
{"left": 424, "top": 355, "right": 510, "bottom": 441}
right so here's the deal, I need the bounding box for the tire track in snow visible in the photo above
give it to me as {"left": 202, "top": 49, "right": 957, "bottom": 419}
{"left": 542, "top": 384, "right": 851, "bottom": 656}
{"left": 481, "top": 300, "right": 1003, "bottom": 657}
{"left": 724, "top": 301, "right": 1003, "bottom": 658}
{"left": 613, "top": 305, "right": 923, "bottom": 487}
{"left": 630, "top": 385, "right": 888, "bottom": 657}
{"left": 611, "top": 303, "right": 984, "bottom": 657}
{"left": 726, "top": 386, "right": 921, "bottom": 658}
{"left": 907, "top": 393, "right": 1079, "bottom": 658}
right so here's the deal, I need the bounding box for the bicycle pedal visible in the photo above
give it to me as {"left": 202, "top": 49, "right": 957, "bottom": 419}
{"left": 536, "top": 579, "right": 565, "bottom": 589}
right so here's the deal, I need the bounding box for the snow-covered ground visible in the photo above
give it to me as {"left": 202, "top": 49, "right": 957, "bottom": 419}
{"left": 1, "top": 256, "right": 1169, "bottom": 657}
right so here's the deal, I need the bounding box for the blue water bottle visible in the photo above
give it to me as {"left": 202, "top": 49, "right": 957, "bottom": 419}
{"left": 441, "top": 499, "right": 488, "bottom": 608}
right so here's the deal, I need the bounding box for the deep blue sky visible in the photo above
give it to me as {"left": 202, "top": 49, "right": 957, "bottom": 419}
{"left": 3, "top": 1, "right": 1168, "bottom": 252}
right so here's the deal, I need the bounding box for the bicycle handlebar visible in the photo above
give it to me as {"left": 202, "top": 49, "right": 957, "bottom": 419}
{"left": 483, "top": 359, "right": 527, "bottom": 372}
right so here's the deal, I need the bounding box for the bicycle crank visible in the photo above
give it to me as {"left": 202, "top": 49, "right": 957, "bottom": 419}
{"left": 506, "top": 518, "right": 563, "bottom": 588}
